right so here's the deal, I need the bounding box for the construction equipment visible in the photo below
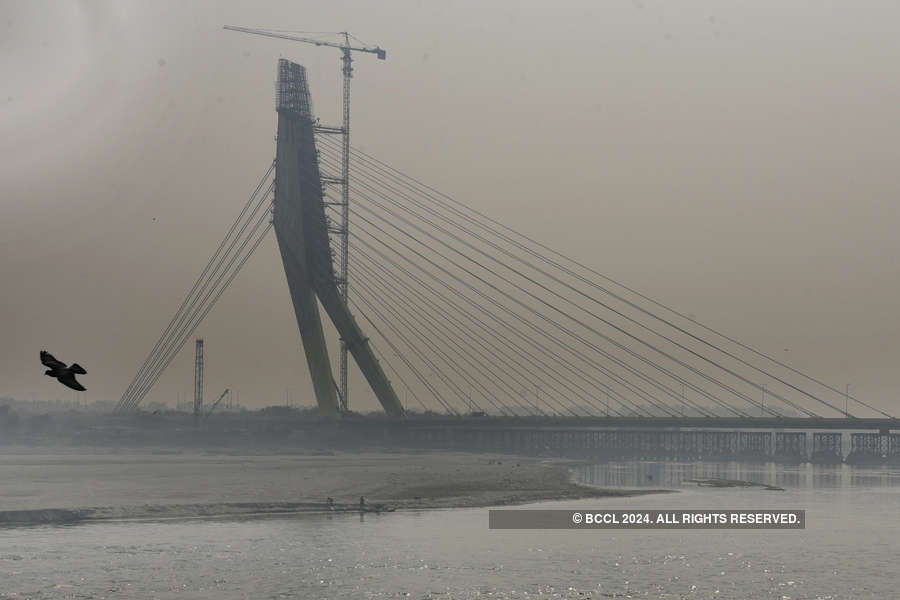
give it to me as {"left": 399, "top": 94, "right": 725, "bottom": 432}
{"left": 224, "top": 26, "right": 386, "bottom": 413}
{"left": 223, "top": 27, "right": 385, "bottom": 60}
{"left": 193, "top": 339, "right": 204, "bottom": 425}
{"left": 206, "top": 388, "right": 230, "bottom": 419}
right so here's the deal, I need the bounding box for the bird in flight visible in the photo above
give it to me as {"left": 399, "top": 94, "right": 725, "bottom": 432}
{"left": 40, "top": 350, "right": 87, "bottom": 391}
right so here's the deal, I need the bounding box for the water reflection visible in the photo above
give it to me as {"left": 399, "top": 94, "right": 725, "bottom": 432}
{"left": 574, "top": 460, "right": 900, "bottom": 490}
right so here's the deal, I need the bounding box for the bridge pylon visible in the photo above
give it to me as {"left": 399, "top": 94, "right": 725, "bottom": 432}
{"left": 272, "top": 59, "right": 404, "bottom": 418}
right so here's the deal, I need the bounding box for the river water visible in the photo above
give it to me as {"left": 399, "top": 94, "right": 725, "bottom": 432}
{"left": 1, "top": 460, "right": 898, "bottom": 599}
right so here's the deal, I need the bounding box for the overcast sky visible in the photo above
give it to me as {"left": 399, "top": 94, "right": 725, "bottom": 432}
{"left": 2, "top": 0, "right": 899, "bottom": 414}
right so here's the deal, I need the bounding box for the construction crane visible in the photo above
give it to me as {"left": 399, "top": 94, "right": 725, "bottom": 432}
{"left": 205, "top": 388, "right": 230, "bottom": 419}
{"left": 193, "top": 338, "right": 204, "bottom": 426}
{"left": 224, "top": 26, "right": 387, "bottom": 414}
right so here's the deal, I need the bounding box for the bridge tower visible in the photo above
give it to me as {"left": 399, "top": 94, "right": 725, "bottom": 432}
{"left": 272, "top": 59, "right": 404, "bottom": 418}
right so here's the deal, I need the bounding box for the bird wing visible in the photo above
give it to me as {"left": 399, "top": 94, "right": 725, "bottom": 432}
{"left": 40, "top": 350, "right": 66, "bottom": 370}
{"left": 58, "top": 372, "right": 86, "bottom": 392}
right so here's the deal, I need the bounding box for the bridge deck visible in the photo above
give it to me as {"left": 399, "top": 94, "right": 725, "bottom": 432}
{"left": 403, "top": 416, "right": 899, "bottom": 431}
{"left": 399, "top": 417, "right": 900, "bottom": 463}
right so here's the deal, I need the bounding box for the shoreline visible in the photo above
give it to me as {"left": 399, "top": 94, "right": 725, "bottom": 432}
{"left": 0, "top": 451, "right": 671, "bottom": 526}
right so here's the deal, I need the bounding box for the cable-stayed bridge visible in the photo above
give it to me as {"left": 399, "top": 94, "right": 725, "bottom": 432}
{"left": 114, "top": 59, "right": 897, "bottom": 461}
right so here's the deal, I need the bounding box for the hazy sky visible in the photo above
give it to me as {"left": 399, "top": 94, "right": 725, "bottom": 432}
{"left": 2, "top": 0, "right": 899, "bottom": 414}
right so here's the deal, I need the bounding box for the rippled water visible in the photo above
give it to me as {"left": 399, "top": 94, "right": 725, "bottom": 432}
{"left": 2, "top": 460, "right": 899, "bottom": 599}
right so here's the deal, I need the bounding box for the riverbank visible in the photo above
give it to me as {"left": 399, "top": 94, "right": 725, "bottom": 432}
{"left": 0, "top": 451, "right": 668, "bottom": 525}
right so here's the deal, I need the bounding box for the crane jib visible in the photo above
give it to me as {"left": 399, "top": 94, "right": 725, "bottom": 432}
{"left": 223, "top": 26, "right": 386, "bottom": 60}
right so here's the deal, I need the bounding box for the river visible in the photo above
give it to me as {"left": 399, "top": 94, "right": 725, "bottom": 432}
{"left": 1, "top": 459, "right": 898, "bottom": 599}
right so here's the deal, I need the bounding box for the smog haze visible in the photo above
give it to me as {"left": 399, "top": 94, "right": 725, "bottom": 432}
{"left": 2, "top": 0, "right": 899, "bottom": 414}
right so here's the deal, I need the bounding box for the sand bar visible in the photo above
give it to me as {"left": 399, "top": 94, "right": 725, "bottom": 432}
{"left": 0, "top": 451, "right": 667, "bottom": 524}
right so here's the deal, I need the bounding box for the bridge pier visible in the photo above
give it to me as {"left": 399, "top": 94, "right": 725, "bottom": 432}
{"left": 846, "top": 432, "right": 900, "bottom": 464}
{"left": 812, "top": 433, "right": 842, "bottom": 463}
{"left": 774, "top": 432, "right": 807, "bottom": 462}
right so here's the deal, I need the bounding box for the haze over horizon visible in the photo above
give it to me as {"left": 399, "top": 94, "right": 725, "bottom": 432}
{"left": 2, "top": 0, "right": 899, "bottom": 415}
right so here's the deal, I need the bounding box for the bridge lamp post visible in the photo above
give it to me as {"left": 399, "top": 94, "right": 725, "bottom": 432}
{"left": 761, "top": 384, "right": 767, "bottom": 417}
{"left": 845, "top": 384, "right": 850, "bottom": 417}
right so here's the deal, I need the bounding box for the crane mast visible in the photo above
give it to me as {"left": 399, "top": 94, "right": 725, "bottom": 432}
{"left": 225, "top": 26, "right": 386, "bottom": 413}
{"left": 339, "top": 37, "right": 352, "bottom": 415}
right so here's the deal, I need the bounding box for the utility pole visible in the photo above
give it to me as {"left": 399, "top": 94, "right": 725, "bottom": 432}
{"left": 224, "top": 26, "right": 386, "bottom": 414}
{"left": 194, "top": 339, "right": 204, "bottom": 426}
{"left": 762, "top": 384, "right": 766, "bottom": 417}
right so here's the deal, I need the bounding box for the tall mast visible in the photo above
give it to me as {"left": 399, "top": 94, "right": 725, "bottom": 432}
{"left": 339, "top": 34, "right": 352, "bottom": 412}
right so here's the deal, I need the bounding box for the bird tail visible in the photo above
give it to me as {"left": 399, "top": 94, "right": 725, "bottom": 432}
{"left": 70, "top": 363, "right": 87, "bottom": 375}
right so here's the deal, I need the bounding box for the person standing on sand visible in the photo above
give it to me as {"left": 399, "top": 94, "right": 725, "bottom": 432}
{"left": 359, "top": 496, "right": 365, "bottom": 510}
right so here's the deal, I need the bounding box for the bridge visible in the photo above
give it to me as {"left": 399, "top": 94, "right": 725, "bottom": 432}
{"left": 399, "top": 416, "right": 900, "bottom": 464}
{"left": 113, "top": 59, "right": 898, "bottom": 461}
